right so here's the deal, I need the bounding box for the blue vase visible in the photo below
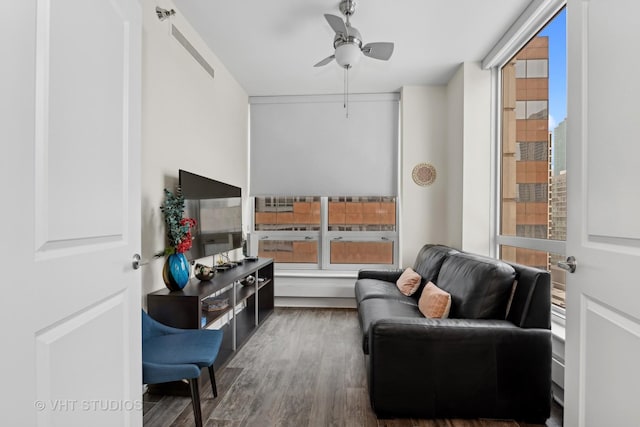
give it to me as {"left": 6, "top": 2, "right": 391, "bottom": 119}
{"left": 163, "top": 253, "right": 190, "bottom": 291}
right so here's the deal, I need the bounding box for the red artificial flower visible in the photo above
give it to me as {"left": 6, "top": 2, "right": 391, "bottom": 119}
{"left": 180, "top": 218, "right": 197, "bottom": 228}
{"left": 174, "top": 218, "right": 196, "bottom": 253}
{"left": 176, "top": 229, "right": 194, "bottom": 253}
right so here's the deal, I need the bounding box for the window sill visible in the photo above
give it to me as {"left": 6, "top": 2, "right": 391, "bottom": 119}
{"left": 551, "top": 317, "right": 565, "bottom": 342}
{"left": 275, "top": 269, "right": 358, "bottom": 279}
{"left": 551, "top": 307, "right": 566, "bottom": 341}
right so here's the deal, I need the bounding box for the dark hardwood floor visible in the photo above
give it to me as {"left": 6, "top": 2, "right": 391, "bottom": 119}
{"left": 144, "top": 308, "right": 563, "bottom": 427}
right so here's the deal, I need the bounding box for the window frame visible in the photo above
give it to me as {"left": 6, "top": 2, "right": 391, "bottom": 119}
{"left": 486, "top": 0, "right": 567, "bottom": 314}
{"left": 251, "top": 196, "right": 399, "bottom": 272}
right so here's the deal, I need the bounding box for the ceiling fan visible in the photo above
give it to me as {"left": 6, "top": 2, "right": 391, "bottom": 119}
{"left": 314, "top": 0, "right": 394, "bottom": 69}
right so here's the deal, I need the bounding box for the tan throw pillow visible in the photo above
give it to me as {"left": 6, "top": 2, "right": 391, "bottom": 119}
{"left": 396, "top": 268, "right": 422, "bottom": 296}
{"left": 418, "top": 281, "right": 452, "bottom": 318}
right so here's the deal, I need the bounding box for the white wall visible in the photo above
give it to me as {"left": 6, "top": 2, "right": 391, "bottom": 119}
{"left": 461, "top": 62, "right": 492, "bottom": 255}
{"left": 399, "top": 64, "right": 492, "bottom": 265}
{"left": 446, "top": 68, "right": 464, "bottom": 249}
{"left": 275, "top": 275, "right": 357, "bottom": 308}
{"left": 141, "top": 0, "right": 248, "bottom": 300}
{"left": 400, "top": 86, "right": 449, "bottom": 267}
{"left": 445, "top": 62, "right": 492, "bottom": 256}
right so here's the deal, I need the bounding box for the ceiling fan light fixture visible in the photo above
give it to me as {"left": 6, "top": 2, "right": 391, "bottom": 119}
{"left": 335, "top": 43, "right": 361, "bottom": 68}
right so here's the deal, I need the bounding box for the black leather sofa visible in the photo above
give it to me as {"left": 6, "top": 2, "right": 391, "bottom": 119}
{"left": 355, "top": 244, "right": 551, "bottom": 423}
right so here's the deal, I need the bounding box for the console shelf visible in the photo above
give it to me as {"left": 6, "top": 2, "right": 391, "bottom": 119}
{"left": 147, "top": 258, "right": 274, "bottom": 369}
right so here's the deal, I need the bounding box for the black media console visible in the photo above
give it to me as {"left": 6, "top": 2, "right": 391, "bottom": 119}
{"left": 147, "top": 257, "right": 274, "bottom": 370}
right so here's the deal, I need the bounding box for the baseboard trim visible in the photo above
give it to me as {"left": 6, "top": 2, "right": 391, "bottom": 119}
{"left": 275, "top": 297, "right": 356, "bottom": 308}
{"left": 552, "top": 382, "right": 564, "bottom": 407}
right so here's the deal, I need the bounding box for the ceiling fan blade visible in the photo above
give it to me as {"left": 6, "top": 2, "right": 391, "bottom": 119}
{"left": 324, "top": 14, "right": 348, "bottom": 36}
{"left": 362, "top": 42, "right": 394, "bottom": 61}
{"left": 314, "top": 55, "right": 335, "bottom": 67}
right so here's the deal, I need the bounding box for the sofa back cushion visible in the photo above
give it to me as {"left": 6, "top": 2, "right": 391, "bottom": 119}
{"left": 411, "top": 244, "right": 459, "bottom": 299}
{"left": 505, "top": 262, "right": 551, "bottom": 329}
{"left": 437, "top": 253, "right": 516, "bottom": 319}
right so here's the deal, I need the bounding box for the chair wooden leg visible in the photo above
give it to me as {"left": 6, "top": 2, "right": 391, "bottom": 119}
{"left": 188, "top": 378, "right": 203, "bottom": 427}
{"left": 208, "top": 365, "right": 218, "bottom": 398}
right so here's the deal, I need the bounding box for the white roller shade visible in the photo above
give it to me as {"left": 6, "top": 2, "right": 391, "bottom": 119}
{"left": 250, "top": 93, "right": 399, "bottom": 196}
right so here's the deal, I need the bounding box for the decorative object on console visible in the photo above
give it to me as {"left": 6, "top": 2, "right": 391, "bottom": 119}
{"left": 157, "top": 188, "right": 197, "bottom": 290}
{"left": 194, "top": 263, "right": 215, "bottom": 281}
{"left": 412, "top": 162, "right": 437, "bottom": 186}
{"left": 240, "top": 276, "right": 256, "bottom": 287}
{"left": 201, "top": 296, "right": 229, "bottom": 312}
{"left": 162, "top": 253, "right": 190, "bottom": 291}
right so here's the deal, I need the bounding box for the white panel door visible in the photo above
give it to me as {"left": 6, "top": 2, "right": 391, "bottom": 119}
{"left": 1, "top": 0, "right": 142, "bottom": 426}
{"left": 565, "top": 0, "right": 640, "bottom": 426}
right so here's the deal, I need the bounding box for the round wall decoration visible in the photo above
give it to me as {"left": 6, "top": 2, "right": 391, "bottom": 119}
{"left": 412, "top": 163, "right": 437, "bottom": 186}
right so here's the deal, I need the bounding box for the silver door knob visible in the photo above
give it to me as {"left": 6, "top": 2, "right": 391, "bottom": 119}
{"left": 132, "top": 254, "right": 149, "bottom": 270}
{"left": 557, "top": 256, "right": 577, "bottom": 273}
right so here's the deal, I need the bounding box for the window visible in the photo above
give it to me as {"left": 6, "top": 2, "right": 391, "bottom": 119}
{"left": 516, "top": 183, "right": 549, "bottom": 202}
{"left": 498, "top": 8, "right": 567, "bottom": 309}
{"left": 249, "top": 94, "right": 399, "bottom": 271}
{"left": 516, "top": 141, "right": 548, "bottom": 161}
{"left": 515, "top": 225, "right": 548, "bottom": 239}
{"left": 515, "top": 100, "right": 548, "bottom": 120}
{"left": 515, "top": 59, "right": 549, "bottom": 78}
{"left": 253, "top": 196, "right": 397, "bottom": 270}
{"left": 254, "top": 197, "right": 321, "bottom": 232}
{"left": 254, "top": 197, "right": 321, "bottom": 264}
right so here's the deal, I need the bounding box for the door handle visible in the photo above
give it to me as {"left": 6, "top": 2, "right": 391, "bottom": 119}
{"left": 132, "top": 253, "right": 149, "bottom": 270}
{"left": 557, "top": 256, "right": 577, "bottom": 273}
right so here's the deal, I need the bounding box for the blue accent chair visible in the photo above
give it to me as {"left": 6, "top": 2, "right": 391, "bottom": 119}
{"left": 142, "top": 310, "right": 223, "bottom": 427}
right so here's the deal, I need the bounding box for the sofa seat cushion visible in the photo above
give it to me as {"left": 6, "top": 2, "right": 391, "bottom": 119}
{"left": 437, "top": 253, "right": 516, "bottom": 320}
{"left": 355, "top": 278, "right": 418, "bottom": 306}
{"left": 358, "top": 298, "right": 421, "bottom": 354}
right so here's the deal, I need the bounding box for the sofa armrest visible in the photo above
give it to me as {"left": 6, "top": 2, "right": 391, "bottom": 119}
{"left": 370, "top": 317, "right": 550, "bottom": 339}
{"left": 357, "top": 268, "right": 404, "bottom": 282}
{"left": 368, "top": 318, "right": 551, "bottom": 421}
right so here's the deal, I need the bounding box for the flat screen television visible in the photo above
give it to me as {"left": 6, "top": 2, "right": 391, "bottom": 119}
{"left": 179, "top": 169, "right": 242, "bottom": 261}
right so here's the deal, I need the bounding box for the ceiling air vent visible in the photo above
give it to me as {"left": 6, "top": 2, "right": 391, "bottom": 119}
{"left": 171, "top": 25, "right": 215, "bottom": 80}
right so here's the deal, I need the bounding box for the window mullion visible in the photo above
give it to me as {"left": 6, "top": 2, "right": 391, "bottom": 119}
{"left": 320, "top": 197, "right": 328, "bottom": 270}
{"left": 495, "top": 235, "right": 565, "bottom": 257}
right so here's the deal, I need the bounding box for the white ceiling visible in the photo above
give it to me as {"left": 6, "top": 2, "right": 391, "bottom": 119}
{"left": 173, "top": 0, "right": 532, "bottom": 96}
